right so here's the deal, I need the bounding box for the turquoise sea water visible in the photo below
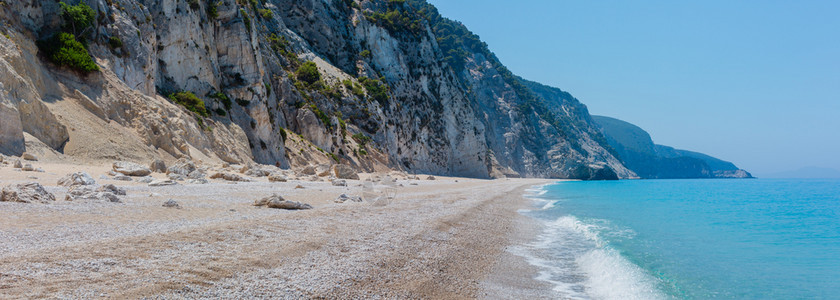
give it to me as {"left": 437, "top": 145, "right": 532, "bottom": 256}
{"left": 519, "top": 179, "right": 840, "bottom": 299}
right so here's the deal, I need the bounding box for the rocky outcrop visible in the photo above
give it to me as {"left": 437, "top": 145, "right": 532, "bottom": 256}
{"left": 1, "top": 182, "right": 55, "bottom": 203}
{"left": 593, "top": 116, "right": 752, "bottom": 179}
{"left": 0, "top": 102, "right": 25, "bottom": 156}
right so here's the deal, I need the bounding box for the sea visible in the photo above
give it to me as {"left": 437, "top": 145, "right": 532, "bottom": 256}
{"left": 517, "top": 179, "right": 840, "bottom": 299}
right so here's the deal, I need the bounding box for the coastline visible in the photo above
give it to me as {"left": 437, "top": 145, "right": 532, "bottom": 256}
{"left": 478, "top": 183, "right": 560, "bottom": 299}
{"left": 0, "top": 161, "right": 556, "bottom": 298}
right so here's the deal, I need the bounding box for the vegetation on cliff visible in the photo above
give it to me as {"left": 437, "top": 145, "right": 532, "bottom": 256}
{"left": 37, "top": 1, "right": 99, "bottom": 73}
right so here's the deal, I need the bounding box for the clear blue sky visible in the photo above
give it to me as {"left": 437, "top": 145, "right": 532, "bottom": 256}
{"left": 427, "top": 0, "right": 840, "bottom": 176}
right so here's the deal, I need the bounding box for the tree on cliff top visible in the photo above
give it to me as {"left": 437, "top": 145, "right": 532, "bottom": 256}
{"left": 59, "top": 1, "right": 95, "bottom": 36}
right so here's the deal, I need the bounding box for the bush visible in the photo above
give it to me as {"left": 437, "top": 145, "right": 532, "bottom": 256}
{"left": 343, "top": 79, "right": 365, "bottom": 98}
{"left": 236, "top": 98, "right": 251, "bottom": 107}
{"left": 359, "top": 50, "right": 371, "bottom": 58}
{"left": 208, "top": 91, "right": 231, "bottom": 111}
{"left": 240, "top": 9, "right": 251, "bottom": 33}
{"left": 59, "top": 1, "right": 95, "bottom": 36}
{"left": 188, "top": 0, "right": 200, "bottom": 10}
{"left": 296, "top": 61, "right": 321, "bottom": 85}
{"left": 169, "top": 91, "right": 209, "bottom": 117}
{"left": 359, "top": 77, "right": 389, "bottom": 105}
{"left": 309, "top": 104, "right": 332, "bottom": 128}
{"left": 258, "top": 8, "right": 273, "bottom": 19}
{"left": 207, "top": 0, "right": 219, "bottom": 19}
{"left": 108, "top": 36, "right": 122, "bottom": 49}
{"left": 37, "top": 32, "right": 99, "bottom": 73}
{"left": 278, "top": 127, "right": 287, "bottom": 141}
{"left": 352, "top": 133, "right": 372, "bottom": 148}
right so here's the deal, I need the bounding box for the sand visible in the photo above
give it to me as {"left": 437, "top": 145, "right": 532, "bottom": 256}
{"left": 0, "top": 159, "right": 557, "bottom": 299}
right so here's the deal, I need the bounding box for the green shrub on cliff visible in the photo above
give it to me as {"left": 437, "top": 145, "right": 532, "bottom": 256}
{"left": 207, "top": 0, "right": 219, "bottom": 19}
{"left": 359, "top": 77, "right": 389, "bottom": 105}
{"left": 169, "top": 91, "right": 209, "bottom": 117}
{"left": 108, "top": 36, "right": 122, "bottom": 49}
{"left": 37, "top": 32, "right": 99, "bottom": 73}
{"left": 296, "top": 61, "right": 321, "bottom": 85}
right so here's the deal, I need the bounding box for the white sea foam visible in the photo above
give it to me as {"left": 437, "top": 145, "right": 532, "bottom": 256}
{"left": 523, "top": 183, "right": 560, "bottom": 211}
{"left": 513, "top": 208, "right": 669, "bottom": 300}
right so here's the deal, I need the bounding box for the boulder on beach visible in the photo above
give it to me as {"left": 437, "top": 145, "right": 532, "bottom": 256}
{"left": 167, "top": 159, "right": 196, "bottom": 176}
{"left": 150, "top": 159, "right": 167, "bottom": 173}
{"left": 245, "top": 165, "right": 271, "bottom": 177}
{"left": 137, "top": 176, "right": 154, "bottom": 183}
{"left": 65, "top": 186, "right": 121, "bottom": 203}
{"left": 301, "top": 165, "right": 317, "bottom": 175}
{"left": 162, "top": 199, "right": 180, "bottom": 208}
{"left": 21, "top": 152, "right": 37, "bottom": 161}
{"left": 268, "top": 173, "right": 288, "bottom": 182}
{"left": 113, "top": 175, "right": 133, "bottom": 181}
{"left": 1, "top": 182, "right": 56, "bottom": 203}
{"left": 97, "top": 184, "right": 126, "bottom": 196}
{"left": 148, "top": 179, "right": 177, "bottom": 186}
{"left": 21, "top": 164, "right": 34, "bottom": 171}
{"left": 334, "top": 194, "right": 363, "bottom": 203}
{"left": 332, "top": 164, "right": 359, "bottom": 180}
{"left": 168, "top": 173, "right": 186, "bottom": 181}
{"left": 113, "top": 161, "right": 152, "bottom": 177}
{"left": 13, "top": 159, "right": 22, "bottom": 169}
{"left": 331, "top": 179, "right": 347, "bottom": 187}
{"left": 426, "top": 175, "right": 436, "bottom": 180}
{"left": 316, "top": 164, "right": 332, "bottom": 177}
{"left": 210, "top": 172, "right": 251, "bottom": 182}
{"left": 57, "top": 172, "right": 96, "bottom": 187}
{"left": 187, "top": 178, "right": 208, "bottom": 184}
{"left": 254, "top": 194, "right": 312, "bottom": 210}
{"left": 187, "top": 169, "right": 206, "bottom": 180}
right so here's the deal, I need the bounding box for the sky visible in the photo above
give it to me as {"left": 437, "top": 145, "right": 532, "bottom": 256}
{"left": 426, "top": 0, "right": 840, "bottom": 177}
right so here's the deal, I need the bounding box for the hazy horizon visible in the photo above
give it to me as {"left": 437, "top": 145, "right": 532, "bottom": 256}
{"left": 427, "top": 0, "right": 840, "bottom": 177}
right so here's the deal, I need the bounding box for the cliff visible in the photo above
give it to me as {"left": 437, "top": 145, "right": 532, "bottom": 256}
{"left": 0, "top": 0, "right": 636, "bottom": 180}
{"left": 592, "top": 115, "right": 752, "bottom": 179}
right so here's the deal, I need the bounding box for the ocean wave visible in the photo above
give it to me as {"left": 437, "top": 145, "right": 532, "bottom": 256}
{"left": 523, "top": 183, "right": 559, "bottom": 211}
{"left": 513, "top": 214, "right": 668, "bottom": 300}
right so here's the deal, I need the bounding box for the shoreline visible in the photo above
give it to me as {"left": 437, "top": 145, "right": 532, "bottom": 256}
{"left": 0, "top": 161, "right": 557, "bottom": 298}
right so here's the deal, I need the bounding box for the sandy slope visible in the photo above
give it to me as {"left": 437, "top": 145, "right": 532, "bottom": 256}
{"left": 0, "top": 161, "right": 555, "bottom": 298}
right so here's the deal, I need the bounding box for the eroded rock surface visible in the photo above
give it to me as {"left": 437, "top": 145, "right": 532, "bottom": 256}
{"left": 1, "top": 182, "right": 55, "bottom": 203}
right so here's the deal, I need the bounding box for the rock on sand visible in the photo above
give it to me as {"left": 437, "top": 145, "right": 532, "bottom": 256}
{"left": 332, "top": 164, "right": 359, "bottom": 180}
{"left": 1, "top": 182, "right": 55, "bottom": 203}
{"left": 113, "top": 161, "right": 152, "bottom": 177}
{"left": 57, "top": 172, "right": 96, "bottom": 186}
{"left": 254, "top": 194, "right": 312, "bottom": 210}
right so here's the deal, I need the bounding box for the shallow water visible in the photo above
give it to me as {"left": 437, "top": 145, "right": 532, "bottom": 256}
{"left": 518, "top": 179, "right": 840, "bottom": 299}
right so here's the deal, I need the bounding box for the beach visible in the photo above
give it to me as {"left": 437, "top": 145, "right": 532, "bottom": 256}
{"left": 0, "top": 160, "right": 555, "bottom": 298}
